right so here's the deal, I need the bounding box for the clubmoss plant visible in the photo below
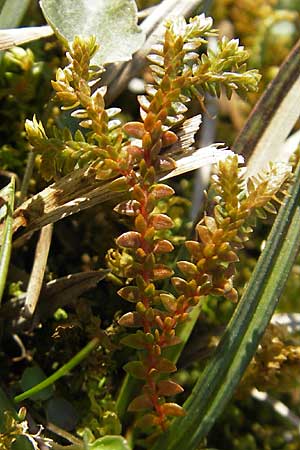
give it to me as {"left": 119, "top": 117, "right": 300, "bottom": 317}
{"left": 24, "top": 12, "right": 293, "bottom": 441}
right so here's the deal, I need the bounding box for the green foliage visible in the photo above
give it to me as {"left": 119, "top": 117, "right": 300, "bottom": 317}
{"left": 0, "top": 407, "right": 52, "bottom": 450}
{"left": 20, "top": 366, "right": 54, "bottom": 401}
{"left": 86, "top": 435, "right": 130, "bottom": 450}
{"left": 212, "top": 0, "right": 300, "bottom": 95}
{"left": 0, "top": 45, "right": 52, "bottom": 174}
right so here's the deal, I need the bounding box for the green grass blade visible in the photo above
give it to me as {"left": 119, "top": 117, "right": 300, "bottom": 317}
{"left": 152, "top": 162, "right": 300, "bottom": 450}
{"left": 0, "top": 0, "right": 31, "bottom": 28}
{"left": 0, "top": 177, "right": 15, "bottom": 305}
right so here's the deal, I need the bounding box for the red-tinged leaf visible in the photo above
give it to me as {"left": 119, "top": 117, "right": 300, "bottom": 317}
{"left": 144, "top": 227, "right": 155, "bottom": 241}
{"left": 144, "top": 111, "right": 157, "bottom": 132}
{"left": 118, "top": 286, "right": 141, "bottom": 303}
{"left": 114, "top": 200, "right": 141, "bottom": 216}
{"left": 144, "top": 166, "right": 156, "bottom": 185}
{"left": 127, "top": 144, "right": 143, "bottom": 159}
{"left": 132, "top": 185, "right": 146, "bottom": 203}
{"left": 161, "top": 402, "right": 186, "bottom": 417}
{"left": 150, "top": 214, "right": 174, "bottom": 230}
{"left": 177, "top": 261, "right": 198, "bottom": 278}
{"left": 185, "top": 240, "right": 202, "bottom": 258}
{"left": 135, "top": 413, "right": 157, "bottom": 429}
{"left": 156, "top": 357, "right": 177, "bottom": 373}
{"left": 204, "top": 216, "right": 218, "bottom": 233}
{"left": 135, "top": 213, "right": 147, "bottom": 233}
{"left": 142, "top": 132, "right": 152, "bottom": 150}
{"left": 109, "top": 176, "right": 128, "bottom": 192}
{"left": 121, "top": 332, "right": 147, "bottom": 349}
{"left": 162, "top": 130, "right": 178, "bottom": 147}
{"left": 123, "top": 121, "right": 145, "bottom": 138}
{"left": 158, "top": 156, "right": 177, "bottom": 171}
{"left": 225, "top": 287, "right": 238, "bottom": 303}
{"left": 150, "top": 184, "right": 175, "bottom": 200}
{"left": 124, "top": 361, "right": 148, "bottom": 380}
{"left": 164, "top": 334, "right": 182, "bottom": 347}
{"left": 157, "top": 380, "right": 184, "bottom": 396}
{"left": 199, "top": 282, "right": 213, "bottom": 296}
{"left": 221, "top": 250, "right": 239, "bottom": 262}
{"left": 128, "top": 394, "right": 153, "bottom": 411}
{"left": 153, "top": 264, "right": 174, "bottom": 280}
{"left": 153, "top": 240, "right": 174, "bottom": 254}
{"left": 160, "top": 293, "right": 177, "bottom": 313}
{"left": 197, "top": 224, "right": 212, "bottom": 244}
{"left": 118, "top": 312, "right": 142, "bottom": 327}
{"left": 116, "top": 231, "right": 142, "bottom": 248}
{"left": 145, "top": 195, "right": 156, "bottom": 214}
{"left": 171, "top": 277, "right": 190, "bottom": 295}
{"left": 125, "top": 262, "right": 144, "bottom": 278}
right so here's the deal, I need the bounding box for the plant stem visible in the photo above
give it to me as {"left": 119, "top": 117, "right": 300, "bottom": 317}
{"left": 14, "top": 337, "right": 100, "bottom": 403}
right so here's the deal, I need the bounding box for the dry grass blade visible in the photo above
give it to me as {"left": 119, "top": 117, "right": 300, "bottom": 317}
{"left": 233, "top": 39, "right": 300, "bottom": 176}
{"left": 0, "top": 116, "right": 205, "bottom": 241}
{"left": 38, "top": 269, "right": 109, "bottom": 317}
{"left": 1, "top": 270, "right": 109, "bottom": 331}
{"left": 23, "top": 223, "right": 53, "bottom": 318}
{"left": 0, "top": 25, "right": 53, "bottom": 50}
{"left": 10, "top": 142, "right": 230, "bottom": 242}
{"left": 252, "top": 389, "right": 300, "bottom": 432}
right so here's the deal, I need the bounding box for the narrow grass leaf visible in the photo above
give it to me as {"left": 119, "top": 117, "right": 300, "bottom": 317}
{"left": 0, "top": 0, "right": 31, "bottom": 28}
{"left": 0, "top": 177, "right": 15, "bottom": 305}
{"left": 0, "top": 25, "right": 53, "bottom": 51}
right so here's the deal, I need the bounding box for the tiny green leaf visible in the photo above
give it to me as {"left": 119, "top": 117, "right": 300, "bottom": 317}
{"left": 87, "top": 435, "right": 131, "bottom": 450}
{"left": 128, "top": 394, "right": 153, "bottom": 411}
{"left": 20, "top": 367, "right": 53, "bottom": 401}
{"left": 39, "top": 0, "right": 145, "bottom": 65}
{"left": 121, "top": 332, "right": 147, "bottom": 349}
{"left": 11, "top": 435, "right": 35, "bottom": 450}
{"left": 123, "top": 361, "right": 148, "bottom": 380}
